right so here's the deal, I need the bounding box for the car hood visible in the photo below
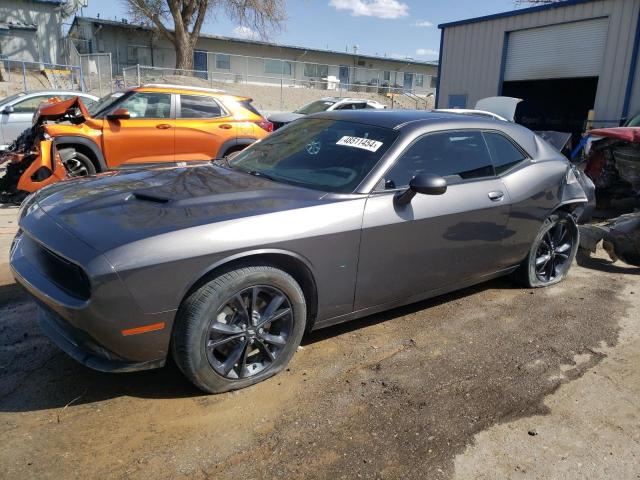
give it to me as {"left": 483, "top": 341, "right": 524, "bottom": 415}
{"left": 32, "top": 96, "right": 90, "bottom": 125}
{"left": 32, "top": 164, "right": 329, "bottom": 253}
{"left": 267, "top": 112, "right": 306, "bottom": 123}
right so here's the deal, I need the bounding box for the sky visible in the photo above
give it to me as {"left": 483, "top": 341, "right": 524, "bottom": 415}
{"left": 76, "top": 0, "right": 530, "bottom": 62}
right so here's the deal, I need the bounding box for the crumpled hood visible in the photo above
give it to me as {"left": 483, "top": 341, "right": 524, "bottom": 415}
{"left": 32, "top": 164, "right": 327, "bottom": 253}
{"left": 32, "top": 96, "right": 90, "bottom": 125}
{"left": 267, "top": 112, "right": 305, "bottom": 124}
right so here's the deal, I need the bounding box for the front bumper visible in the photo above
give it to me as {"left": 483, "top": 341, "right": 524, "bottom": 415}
{"left": 37, "top": 305, "right": 164, "bottom": 372}
{"left": 10, "top": 211, "right": 176, "bottom": 372}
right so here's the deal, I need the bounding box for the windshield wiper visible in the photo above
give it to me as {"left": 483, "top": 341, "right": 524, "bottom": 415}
{"left": 243, "top": 169, "right": 279, "bottom": 182}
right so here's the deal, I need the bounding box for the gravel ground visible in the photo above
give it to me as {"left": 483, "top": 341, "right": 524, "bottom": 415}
{"left": 0, "top": 207, "right": 638, "bottom": 480}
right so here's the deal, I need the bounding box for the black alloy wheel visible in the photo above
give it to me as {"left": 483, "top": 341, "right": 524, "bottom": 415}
{"left": 534, "top": 221, "right": 574, "bottom": 283}
{"left": 206, "top": 285, "right": 293, "bottom": 379}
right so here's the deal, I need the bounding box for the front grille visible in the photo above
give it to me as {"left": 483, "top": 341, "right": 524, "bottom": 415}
{"left": 24, "top": 238, "right": 91, "bottom": 300}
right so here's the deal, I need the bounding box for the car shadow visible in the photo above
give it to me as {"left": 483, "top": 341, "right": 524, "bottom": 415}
{"left": 576, "top": 251, "right": 640, "bottom": 275}
{"left": 0, "top": 277, "right": 517, "bottom": 412}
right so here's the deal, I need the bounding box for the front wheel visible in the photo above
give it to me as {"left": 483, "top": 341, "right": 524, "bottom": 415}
{"left": 59, "top": 148, "right": 97, "bottom": 178}
{"left": 515, "top": 211, "right": 579, "bottom": 288}
{"left": 172, "top": 266, "right": 307, "bottom": 393}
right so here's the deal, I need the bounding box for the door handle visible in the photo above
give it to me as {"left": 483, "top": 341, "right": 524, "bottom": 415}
{"left": 218, "top": 124, "right": 233, "bottom": 130}
{"left": 156, "top": 124, "right": 171, "bottom": 129}
{"left": 488, "top": 191, "right": 504, "bottom": 201}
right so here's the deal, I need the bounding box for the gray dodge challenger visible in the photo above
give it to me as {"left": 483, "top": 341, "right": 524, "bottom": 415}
{"left": 10, "top": 110, "right": 592, "bottom": 393}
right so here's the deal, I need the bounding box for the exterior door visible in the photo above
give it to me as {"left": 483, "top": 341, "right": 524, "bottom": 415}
{"left": 354, "top": 130, "right": 511, "bottom": 310}
{"left": 194, "top": 50, "right": 208, "bottom": 79}
{"left": 174, "top": 93, "right": 237, "bottom": 161}
{"left": 339, "top": 66, "right": 349, "bottom": 86}
{"left": 102, "top": 91, "right": 174, "bottom": 166}
{"left": 403, "top": 72, "right": 414, "bottom": 91}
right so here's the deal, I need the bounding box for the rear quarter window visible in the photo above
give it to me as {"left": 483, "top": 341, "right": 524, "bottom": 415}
{"left": 179, "top": 95, "right": 224, "bottom": 118}
{"left": 483, "top": 132, "right": 527, "bottom": 175}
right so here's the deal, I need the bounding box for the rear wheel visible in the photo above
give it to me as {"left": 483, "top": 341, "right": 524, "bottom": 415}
{"left": 172, "top": 266, "right": 307, "bottom": 393}
{"left": 515, "top": 211, "right": 579, "bottom": 288}
{"left": 59, "top": 148, "right": 97, "bottom": 178}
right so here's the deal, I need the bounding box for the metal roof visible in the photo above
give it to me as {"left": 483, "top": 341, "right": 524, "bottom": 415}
{"left": 439, "top": 0, "right": 598, "bottom": 29}
{"left": 72, "top": 16, "right": 438, "bottom": 68}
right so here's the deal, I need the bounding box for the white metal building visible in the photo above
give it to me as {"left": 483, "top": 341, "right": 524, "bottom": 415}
{"left": 0, "top": 0, "right": 64, "bottom": 64}
{"left": 437, "top": 0, "right": 640, "bottom": 135}
{"left": 69, "top": 16, "right": 438, "bottom": 95}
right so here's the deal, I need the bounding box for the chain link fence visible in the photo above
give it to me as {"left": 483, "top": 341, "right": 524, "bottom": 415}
{"left": 122, "top": 63, "right": 434, "bottom": 113}
{"left": 0, "top": 56, "right": 83, "bottom": 97}
{"left": 67, "top": 40, "right": 114, "bottom": 97}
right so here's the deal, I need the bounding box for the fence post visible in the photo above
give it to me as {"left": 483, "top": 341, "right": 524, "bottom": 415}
{"left": 78, "top": 58, "right": 85, "bottom": 92}
{"left": 136, "top": 64, "right": 141, "bottom": 85}
{"left": 109, "top": 53, "right": 114, "bottom": 93}
{"left": 97, "top": 57, "right": 103, "bottom": 97}
{"left": 22, "top": 61, "right": 27, "bottom": 92}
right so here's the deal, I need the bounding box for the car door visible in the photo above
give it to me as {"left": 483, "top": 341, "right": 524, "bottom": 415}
{"left": 174, "top": 93, "right": 237, "bottom": 161}
{"left": 1, "top": 94, "right": 55, "bottom": 146}
{"left": 354, "top": 130, "right": 512, "bottom": 310}
{"left": 102, "top": 91, "right": 174, "bottom": 166}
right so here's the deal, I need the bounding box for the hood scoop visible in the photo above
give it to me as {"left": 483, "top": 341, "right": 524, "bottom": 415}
{"left": 131, "top": 191, "right": 171, "bottom": 204}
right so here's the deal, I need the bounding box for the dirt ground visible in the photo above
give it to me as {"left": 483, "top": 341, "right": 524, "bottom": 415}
{"left": 0, "top": 207, "right": 639, "bottom": 480}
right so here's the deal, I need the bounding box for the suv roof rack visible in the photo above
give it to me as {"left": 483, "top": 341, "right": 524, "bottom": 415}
{"left": 141, "top": 83, "right": 226, "bottom": 93}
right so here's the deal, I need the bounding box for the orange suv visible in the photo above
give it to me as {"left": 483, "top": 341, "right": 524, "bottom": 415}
{"left": 0, "top": 84, "right": 272, "bottom": 202}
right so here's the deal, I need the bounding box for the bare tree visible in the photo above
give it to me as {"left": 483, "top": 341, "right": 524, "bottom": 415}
{"left": 123, "top": 0, "right": 286, "bottom": 70}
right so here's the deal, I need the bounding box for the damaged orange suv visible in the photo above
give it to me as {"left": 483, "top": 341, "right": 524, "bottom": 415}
{"left": 0, "top": 84, "right": 272, "bottom": 203}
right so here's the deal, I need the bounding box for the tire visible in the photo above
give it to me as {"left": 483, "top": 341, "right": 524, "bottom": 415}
{"left": 59, "top": 148, "right": 97, "bottom": 177}
{"left": 172, "top": 266, "right": 307, "bottom": 393}
{"left": 515, "top": 211, "right": 579, "bottom": 288}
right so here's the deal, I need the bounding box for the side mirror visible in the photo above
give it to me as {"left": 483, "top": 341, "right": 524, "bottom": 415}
{"left": 107, "top": 108, "right": 130, "bottom": 120}
{"left": 395, "top": 173, "right": 447, "bottom": 205}
{"left": 2, "top": 105, "right": 14, "bottom": 114}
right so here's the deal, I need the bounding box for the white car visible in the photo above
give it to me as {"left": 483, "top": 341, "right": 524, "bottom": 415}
{"left": 268, "top": 97, "right": 386, "bottom": 130}
{"left": 0, "top": 90, "right": 99, "bottom": 150}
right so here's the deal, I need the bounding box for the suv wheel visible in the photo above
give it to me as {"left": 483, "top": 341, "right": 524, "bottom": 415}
{"left": 515, "top": 211, "right": 579, "bottom": 288}
{"left": 172, "top": 266, "right": 307, "bottom": 393}
{"left": 59, "top": 148, "right": 97, "bottom": 178}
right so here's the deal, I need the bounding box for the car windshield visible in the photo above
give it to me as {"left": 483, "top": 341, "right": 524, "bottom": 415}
{"left": 228, "top": 118, "right": 398, "bottom": 193}
{"left": 625, "top": 113, "right": 640, "bottom": 127}
{"left": 295, "top": 100, "right": 336, "bottom": 115}
{"left": 88, "top": 91, "right": 125, "bottom": 117}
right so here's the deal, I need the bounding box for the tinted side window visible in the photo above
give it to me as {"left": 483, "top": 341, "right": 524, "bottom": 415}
{"left": 179, "top": 95, "right": 223, "bottom": 118}
{"left": 384, "top": 131, "right": 495, "bottom": 189}
{"left": 119, "top": 92, "right": 171, "bottom": 119}
{"left": 483, "top": 132, "right": 527, "bottom": 174}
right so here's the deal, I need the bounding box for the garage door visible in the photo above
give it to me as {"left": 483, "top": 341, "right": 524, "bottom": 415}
{"left": 504, "top": 17, "right": 609, "bottom": 81}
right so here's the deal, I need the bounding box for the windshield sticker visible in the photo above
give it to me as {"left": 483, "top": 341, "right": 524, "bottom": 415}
{"left": 336, "top": 136, "right": 383, "bottom": 152}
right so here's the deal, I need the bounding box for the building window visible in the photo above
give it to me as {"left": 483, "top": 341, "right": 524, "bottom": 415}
{"left": 215, "top": 54, "right": 231, "bottom": 70}
{"left": 416, "top": 74, "right": 424, "bottom": 88}
{"left": 304, "top": 63, "right": 329, "bottom": 78}
{"left": 265, "top": 59, "right": 292, "bottom": 75}
{"left": 383, "top": 71, "right": 391, "bottom": 81}
{"left": 430, "top": 76, "right": 438, "bottom": 88}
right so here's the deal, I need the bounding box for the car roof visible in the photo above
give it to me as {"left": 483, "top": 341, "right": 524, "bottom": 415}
{"left": 311, "top": 109, "right": 475, "bottom": 129}
{"left": 321, "top": 97, "right": 379, "bottom": 103}
{"left": 135, "top": 84, "right": 226, "bottom": 96}
{"left": 310, "top": 109, "right": 541, "bottom": 156}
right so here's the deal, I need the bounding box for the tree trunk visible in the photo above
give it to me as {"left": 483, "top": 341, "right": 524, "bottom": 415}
{"left": 174, "top": 34, "right": 194, "bottom": 71}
